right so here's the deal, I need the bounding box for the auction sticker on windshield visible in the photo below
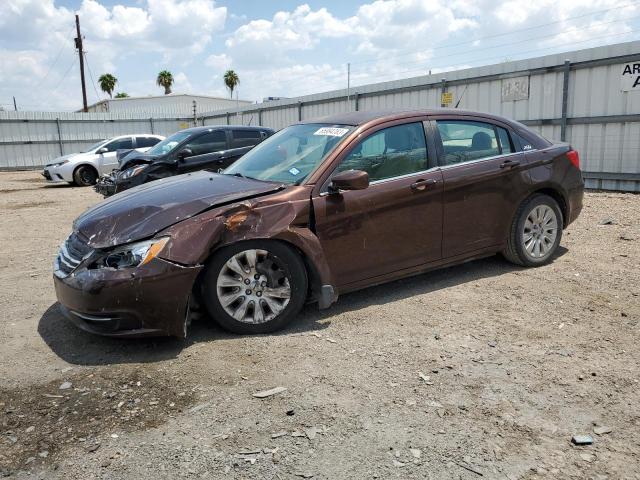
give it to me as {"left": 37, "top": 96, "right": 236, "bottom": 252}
{"left": 314, "top": 127, "right": 349, "bottom": 137}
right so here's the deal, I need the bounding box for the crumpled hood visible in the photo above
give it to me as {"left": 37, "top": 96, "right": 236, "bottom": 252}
{"left": 74, "top": 171, "right": 285, "bottom": 249}
{"left": 119, "top": 152, "right": 159, "bottom": 169}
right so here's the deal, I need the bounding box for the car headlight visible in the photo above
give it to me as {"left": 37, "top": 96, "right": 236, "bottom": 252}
{"left": 48, "top": 159, "right": 69, "bottom": 168}
{"left": 96, "top": 237, "right": 169, "bottom": 269}
{"left": 120, "top": 164, "right": 147, "bottom": 179}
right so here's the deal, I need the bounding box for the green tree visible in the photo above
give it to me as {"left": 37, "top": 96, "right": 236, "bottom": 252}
{"left": 223, "top": 70, "right": 240, "bottom": 98}
{"left": 156, "top": 70, "right": 174, "bottom": 95}
{"left": 114, "top": 92, "right": 129, "bottom": 98}
{"left": 98, "top": 73, "right": 117, "bottom": 98}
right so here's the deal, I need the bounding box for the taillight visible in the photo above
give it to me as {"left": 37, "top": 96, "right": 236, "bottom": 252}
{"left": 566, "top": 150, "right": 580, "bottom": 170}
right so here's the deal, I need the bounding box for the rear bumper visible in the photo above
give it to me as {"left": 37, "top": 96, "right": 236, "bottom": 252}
{"left": 54, "top": 257, "right": 203, "bottom": 338}
{"left": 565, "top": 172, "right": 584, "bottom": 227}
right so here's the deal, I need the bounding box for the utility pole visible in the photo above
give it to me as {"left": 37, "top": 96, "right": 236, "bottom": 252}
{"left": 75, "top": 14, "right": 88, "bottom": 113}
{"left": 13, "top": 96, "right": 17, "bottom": 111}
{"left": 347, "top": 63, "right": 351, "bottom": 108}
{"left": 192, "top": 100, "right": 197, "bottom": 126}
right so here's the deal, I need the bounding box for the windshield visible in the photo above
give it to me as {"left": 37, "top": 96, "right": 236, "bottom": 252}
{"left": 83, "top": 139, "right": 109, "bottom": 153}
{"left": 224, "top": 123, "right": 353, "bottom": 184}
{"left": 147, "top": 131, "right": 192, "bottom": 156}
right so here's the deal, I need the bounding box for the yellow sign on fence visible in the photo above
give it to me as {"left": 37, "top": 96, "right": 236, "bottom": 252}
{"left": 441, "top": 92, "right": 453, "bottom": 106}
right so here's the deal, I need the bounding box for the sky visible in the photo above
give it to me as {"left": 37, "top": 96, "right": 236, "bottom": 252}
{"left": 1, "top": 0, "right": 639, "bottom": 111}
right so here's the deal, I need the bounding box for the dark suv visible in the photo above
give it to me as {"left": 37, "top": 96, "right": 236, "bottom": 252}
{"left": 95, "top": 125, "right": 274, "bottom": 196}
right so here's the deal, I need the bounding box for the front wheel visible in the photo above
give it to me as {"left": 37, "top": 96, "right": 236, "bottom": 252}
{"left": 201, "top": 241, "right": 308, "bottom": 334}
{"left": 73, "top": 165, "right": 98, "bottom": 186}
{"left": 503, "top": 194, "right": 563, "bottom": 267}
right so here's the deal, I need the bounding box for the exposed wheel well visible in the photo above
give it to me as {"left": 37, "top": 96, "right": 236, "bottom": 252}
{"left": 530, "top": 188, "right": 567, "bottom": 228}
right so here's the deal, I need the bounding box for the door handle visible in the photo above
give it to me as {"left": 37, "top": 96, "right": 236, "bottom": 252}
{"left": 410, "top": 178, "right": 437, "bottom": 191}
{"left": 500, "top": 159, "right": 521, "bottom": 169}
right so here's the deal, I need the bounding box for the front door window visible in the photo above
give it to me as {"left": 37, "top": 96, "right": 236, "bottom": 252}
{"left": 336, "top": 122, "right": 428, "bottom": 181}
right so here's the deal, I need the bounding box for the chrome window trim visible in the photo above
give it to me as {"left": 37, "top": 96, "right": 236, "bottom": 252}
{"left": 437, "top": 151, "right": 526, "bottom": 171}
{"left": 368, "top": 166, "right": 440, "bottom": 185}
{"left": 319, "top": 166, "right": 439, "bottom": 196}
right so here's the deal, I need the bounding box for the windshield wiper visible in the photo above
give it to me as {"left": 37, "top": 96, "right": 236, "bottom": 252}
{"left": 226, "top": 172, "right": 257, "bottom": 180}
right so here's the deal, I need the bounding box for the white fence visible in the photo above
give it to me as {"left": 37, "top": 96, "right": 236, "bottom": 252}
{"left": 1, "top": 41, "right": 639, "bottom": 191}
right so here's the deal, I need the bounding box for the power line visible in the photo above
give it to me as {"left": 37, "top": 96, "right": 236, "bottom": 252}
{"left": 83, "top": 52, "right": 103, "bottom": 103}
{"left": 288, "top": 28, "right": 638, "bottom": 97}
{"left": 351, "top": 14, "right": 640, "bottom": 78}
{"left": 34, "top": 24, "right": 76, "bottom": 89}
{"left": 52, "top": 56, "right": 77, "bottom": 93}
{"left": 287, "top": 6, "right": 640, "bottom": 96}
{"left": 350, "top": 29, "right": 639, "bottom": 86}
{"left": 350, "top": 1, "right": 640, "bottom": 66}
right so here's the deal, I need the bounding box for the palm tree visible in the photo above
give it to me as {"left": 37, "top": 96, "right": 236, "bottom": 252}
{"left": 98, "top": 73, "right": 117, "bottom": 98}
{"left": 114, "top": 92, "right": 129, "bottom": 98}
{"left": 157, "top": 70, "right": 174, "bottom": 95}
{"left": 223, "top": 70, "right": 240, "bottom": 98}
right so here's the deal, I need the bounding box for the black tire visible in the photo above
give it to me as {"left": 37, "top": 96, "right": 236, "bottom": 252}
{"left": 73, "top": 165, "right": 99, "bottom": 186}
{"left": 201, "top": 240, "right": 308, "bottom": 334}
{"left": 503, "top": 193, "right": 563, "bottom": 267}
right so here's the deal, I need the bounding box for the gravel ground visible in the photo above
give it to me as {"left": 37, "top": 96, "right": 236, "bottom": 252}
{"left": 0, "top": 170, "right": 639, "bottom": 480}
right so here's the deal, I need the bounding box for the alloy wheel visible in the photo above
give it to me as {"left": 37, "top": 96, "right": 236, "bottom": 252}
{"left": 522, "top": 204, "right": 558, "bottom": 259}
{"left": 216, "top": 249, "right": 291, "bottom": 324}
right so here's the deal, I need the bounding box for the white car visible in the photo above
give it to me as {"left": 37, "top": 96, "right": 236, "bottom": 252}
{"left": 42, "top": 134, "right": 165, "bottom": 186}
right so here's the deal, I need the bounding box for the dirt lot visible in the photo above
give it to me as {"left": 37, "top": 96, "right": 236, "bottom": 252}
{"left": 0, "top": 170, "right": 638, "bottom": 479}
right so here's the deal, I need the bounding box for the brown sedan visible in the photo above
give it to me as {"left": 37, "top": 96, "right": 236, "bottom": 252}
{"left": 53, "top": 109, "right": 584, "bottom": 337}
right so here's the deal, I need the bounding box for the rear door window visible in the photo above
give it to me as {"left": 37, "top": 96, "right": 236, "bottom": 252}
{"left": 184, "top": 131, "right": 227, "bottom": 155}
{"left": 436, "top": 121, "right": 501, "bottom": 165}
{"left": 231, "top": 129, "right": 262, "bottom": 148}
{"left": 136, "top": 137, "right": 161, "bottom": 148}
{"left": 104, "top": 137, "right": 133, "bottom": 152}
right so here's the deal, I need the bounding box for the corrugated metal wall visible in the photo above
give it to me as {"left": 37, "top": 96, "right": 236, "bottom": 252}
{"left": 0, "top": 112, "right": 196, "bottom": 168}
{"left": 2, "top": 41, "right": 639, "bottom": 191}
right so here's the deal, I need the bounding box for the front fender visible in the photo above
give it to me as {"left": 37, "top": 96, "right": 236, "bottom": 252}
{"left": 158, "top": 199, "right": 334, "bottom": 302}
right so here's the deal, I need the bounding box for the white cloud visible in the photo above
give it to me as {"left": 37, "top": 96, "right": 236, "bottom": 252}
{"left": 205, "top": 53, "right": 231, "bottom": 71}
{"left": 1, "top": 0, "right": 638, "bottom": 111}
{"left": 0, "top": 0, "right": 227, "bottom": 110}
{"left": 173, "top": 71, "right": 193, "bottom": 92}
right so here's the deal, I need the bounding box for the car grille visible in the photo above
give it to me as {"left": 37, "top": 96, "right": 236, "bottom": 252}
{"left": 43, "top": 169, "right": 52, "bottom": 180}
{"left": 55, "top": 232, "right": 93, "bottom": 277}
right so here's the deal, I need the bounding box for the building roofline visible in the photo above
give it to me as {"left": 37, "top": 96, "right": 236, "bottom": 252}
{"left": 84, "top": 93, "right": 252, "bottom": 110}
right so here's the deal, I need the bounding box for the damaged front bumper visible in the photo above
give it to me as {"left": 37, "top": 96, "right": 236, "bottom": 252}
{"left": 94, "top": 173, "right": 118, "bottom": 197}
{"left": 54, "top": 257, "right": 202, "bottom": 338}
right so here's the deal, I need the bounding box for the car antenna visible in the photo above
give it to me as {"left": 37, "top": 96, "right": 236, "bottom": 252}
{"left": 454, "top": 85, "right": 468, "bottom": 109}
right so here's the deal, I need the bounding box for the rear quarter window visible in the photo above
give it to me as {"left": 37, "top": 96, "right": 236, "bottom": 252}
{"left": 136, "top": 137, "right": 161, "bottom": 148}
{"left": 231, "top": 129, "right": 262, "bottom": 148}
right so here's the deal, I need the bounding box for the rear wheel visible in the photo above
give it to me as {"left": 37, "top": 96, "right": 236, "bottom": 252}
{"left": 73, "top": 165, "right": 98, "bottom": 186}
{"left": 503, "top": 194, "right": 563, "bottom": 267}
{"left": 201, "top": 241, "right": 308, "bottom": 334}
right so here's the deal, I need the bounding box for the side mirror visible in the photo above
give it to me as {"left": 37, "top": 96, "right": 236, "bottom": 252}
{"left": 177, "top": 148, "right": 193, "bottom": 160}
{"left": 328, "top": 169, "right": 369, "bottom": 194}
{"left": 97, "top": 147, "right": 108, "bottom": 154}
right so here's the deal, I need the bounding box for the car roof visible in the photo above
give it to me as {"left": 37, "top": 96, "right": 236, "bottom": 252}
{"left": 298, "top": 108, "right": 518, "bottom": 127}
{"left": 177, "top": 125, "right": 274, "bottom": 134}
{"left": 110, "top": 134, "right": 163, "bottom": 139}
